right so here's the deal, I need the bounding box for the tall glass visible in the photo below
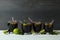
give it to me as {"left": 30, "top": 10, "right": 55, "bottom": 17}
{"left": 32, "top": 21, "right": 42, "bottom": 33}
{"left": 21, "top": 23, "right": 32, "bottom": 34}
{"left": 7, "top": 21, "right": 18, "bottom": 33}
{"left": 43, "top": 22, "right": 53, "bottom": 34}
{"left": 48, "top": 23, "right": 53, "bottom": 34}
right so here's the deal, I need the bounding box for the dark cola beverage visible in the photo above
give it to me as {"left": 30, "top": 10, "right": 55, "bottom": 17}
{"left": 48, "top": 23, "right": 53, "bottom": 34}
{"left": 43, "top": 22, "right": 53, "bottom": 33}
{"left": 7, "top": 21, "right": 18, "bottom": 33}
{"left": 32, "top": 22, "right": 42, "bottom": 33}
{"left": 21, "top": 23, "right": 32, "bottom": 34}
{"left": 43, "top": 22, "right": 49, "bottom": 32}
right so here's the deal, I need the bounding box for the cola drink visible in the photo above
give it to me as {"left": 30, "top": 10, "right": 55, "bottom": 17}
{"left": 32, "top": 22, "right": 42, "bottom": 33}
{"left": 43, "top": 22, "right": 53, "bottom": 34}
{"left": 7, "top": 21, "right": 18, "bottom": 33}
{"left": 7, "top": 17, "right": 18, "bottom": 33}
{"left": 48, "top": 23, "right": 53, "bottom": 34}
{"left": 21, "top": 23, "right": 32, "bottom": 34}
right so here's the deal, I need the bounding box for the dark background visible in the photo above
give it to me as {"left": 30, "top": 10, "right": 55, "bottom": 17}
{"left": 0, "top": 0, "right": 60, "bottom": 30}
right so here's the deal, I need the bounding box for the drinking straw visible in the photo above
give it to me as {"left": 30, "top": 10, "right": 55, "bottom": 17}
{"left": 12, "top": 17, "right": 15, "bottom": 22}
{"left": 50, "top": 20, "right": 54, "bottom": 24}
{"left": 28, "top": 17, "right": 34, "bottom": 23}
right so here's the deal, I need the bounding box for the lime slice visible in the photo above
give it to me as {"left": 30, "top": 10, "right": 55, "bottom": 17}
{"left": 50, "top": 31, "right": 58, "bottom": 35}
{"left": 40, "top": 29, "right": 46, "bottom": 34}
{"left": 3, "top": 30, "right": 8, "bottom": 34}
{"left": 23, "top": 23, "right": 28, "bottom": 26}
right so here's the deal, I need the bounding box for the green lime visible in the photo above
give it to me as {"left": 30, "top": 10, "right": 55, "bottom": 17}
{"left": 40, "top": 29, "right": 46, "bottom": 34}
{"left": 3, "top": 30, "right": 8, "bottom": 34}
{"left": 23, "top": 23, "right": 28, "bottom": 26}
{"left": 13, "top": 28, "right": 22, "bottom": 34}
{"left": 50, "top": 31, "right": 58, "bottom": 35}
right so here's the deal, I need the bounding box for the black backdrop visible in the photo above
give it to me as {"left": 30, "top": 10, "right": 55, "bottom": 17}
{"left": 0, "top": 0, "right": 60, "bottom": 30}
